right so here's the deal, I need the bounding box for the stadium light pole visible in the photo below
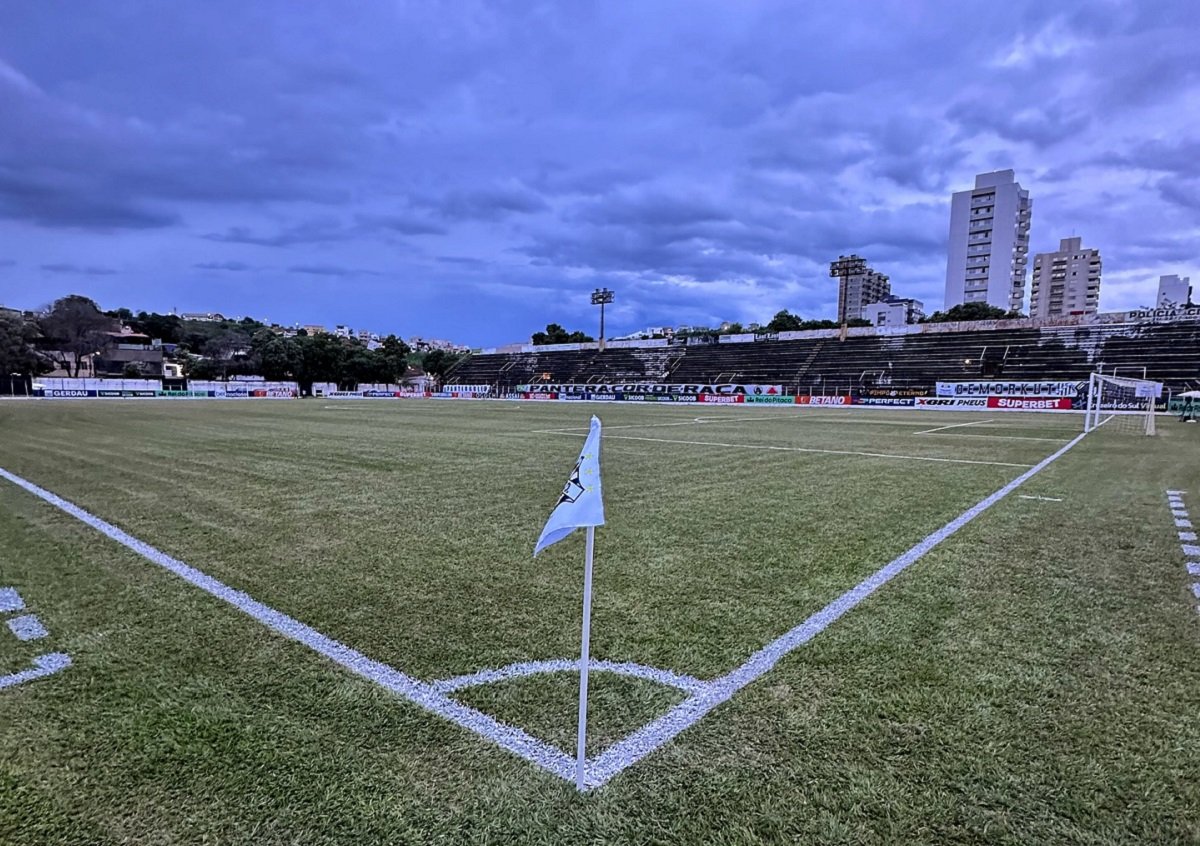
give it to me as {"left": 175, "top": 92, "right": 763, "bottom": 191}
{"left": 829, "top": 255, "right": 867, "bottom": 337}
{"left": 591, "top": 288, "right": 614, "bottom": 352}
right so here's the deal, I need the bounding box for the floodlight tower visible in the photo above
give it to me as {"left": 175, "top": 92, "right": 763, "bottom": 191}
{"left": 829, "top": 254, "right": 867, "bottom": 332}
{"left": 591, "top": 288, "right": 614, "bottom": 351}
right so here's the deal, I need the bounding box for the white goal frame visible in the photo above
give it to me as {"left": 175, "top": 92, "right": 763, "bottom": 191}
{"left": 1083, "top": 372, "right": 1160, "bottom": 435}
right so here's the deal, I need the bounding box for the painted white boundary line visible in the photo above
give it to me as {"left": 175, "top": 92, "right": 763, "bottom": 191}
{"left": 913, "top": 418, "right": 995, "bottom": 435}
{"left": 540, "top": 431, "right": 1034, "bottom": 469}
{"left": 0, "top": 466, "right": 577, "bottom": 783}
{"left": 0, "top": 652, "right": 71, "bottom": 691}
{"left": 432, "top": 658, "right": 706, "bottom": 695}
{"left": 1019, "top": 495, "right": 1063, "bottom": 502}
{"left": 1169, "top": 492, "right": 1200, "bottom": 612}
{"left": 6, "top": 613, "right": 48, "bottom": 641}
{"left": 585, "top": 431, "right": 1088, "bottom": 788}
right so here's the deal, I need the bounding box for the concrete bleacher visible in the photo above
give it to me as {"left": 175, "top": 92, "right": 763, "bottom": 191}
{"left": 448, "top": 319, "right": 1200, "bottom": 394}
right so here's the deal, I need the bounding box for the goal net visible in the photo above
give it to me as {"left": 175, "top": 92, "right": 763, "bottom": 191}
{"left": 1083, "top": 373, "right": 1161, "bottom": 436}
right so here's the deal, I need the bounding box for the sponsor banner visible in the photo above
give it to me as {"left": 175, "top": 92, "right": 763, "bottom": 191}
{"left": 327, "top": 391, "right": 364, "bottom": 398}
{"left": 558, "top": 394, "right": 587, "bottom": 401}
{"left": 590, "top": 393, "right": 619, "bottom": 401}
{"left": 522, "top": 392, "right": 557, "bottom": 400}
{"left": 854, "top": 396, "right": 916, "bottom": 406}
{"left": 44, "top": 389, "right": 96, "bottom": 398}
{"left": 937, "top": 381, "right": 1081, "bottom": 398}
{"left": 519, "top": 383, "right": 783, "bottom": 396}
{"left": 987, "top": 396, "right": 1073, "bottom": 411}
{"left": 444, "top": 384, "right": 490, "bottom": 394}
{"left": 796, "top": 395, "right": 851, "bottom": 406}
{"left": 96, "top": 389, "right": 158, "bottom": 398}
{"left": 1135, "top": 381, "right": 1164, "bottom": 398}
{"left": 745, "top": 395, "right": 795, "bottom": 404}
{"left": 500, "top": 393, "right": 523, "bottom": 400}
{"left": 862, "top": 387, "right": 929, "bottom": 398}
{"left": 914, "top": 397, "right": 989, "bottom": 408}
{"left": 362, "top": 390, "right": 399, "bottom": 398}
{"left": 1126, "top": 305, "right": 1200, "bottom": 323}
{"left": 697, "top": 394, "right": 744, "bottom": 404}
{"left": 669, "top": 396, "right": 699, "bottom": 403}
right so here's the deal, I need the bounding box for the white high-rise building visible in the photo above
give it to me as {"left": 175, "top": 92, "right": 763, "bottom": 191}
{"left": 1029, "top": 237, "right": 1101, "bottom": 318}
{"left": 943, "top": 170, "right": 1033, "bottom": 313}
{"left": 1157, "top": 274, "right": 1192, "bottom": 307}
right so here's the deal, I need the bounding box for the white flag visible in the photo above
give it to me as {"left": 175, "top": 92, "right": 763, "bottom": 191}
{"left": 534, "top": 416, "right": 605, "bottom": 556}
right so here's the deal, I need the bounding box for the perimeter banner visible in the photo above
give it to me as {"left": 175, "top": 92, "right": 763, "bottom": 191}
{"left": 936, "top": 381, "right": 1082, "bottom": 398}
{"left": 518, "top": 383, "right": 783, "bottom": 396}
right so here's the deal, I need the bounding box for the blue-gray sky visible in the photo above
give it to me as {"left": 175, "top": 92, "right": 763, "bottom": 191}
{"left": 1, "top": 0, "right": 1197, "bottom": 345}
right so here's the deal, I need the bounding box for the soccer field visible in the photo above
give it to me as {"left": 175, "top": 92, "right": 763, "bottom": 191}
{"left": 2, "top": 399, "right": 1199, "bottom": 844}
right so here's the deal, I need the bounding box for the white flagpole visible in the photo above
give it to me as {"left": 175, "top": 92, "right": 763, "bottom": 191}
{"left": 574, "top": 525, "right": 596, "bottom": 791}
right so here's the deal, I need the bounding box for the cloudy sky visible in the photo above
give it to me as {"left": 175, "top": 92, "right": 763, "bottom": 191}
{"left": 0, "top": 1, "right": 1197, "bottom": 345}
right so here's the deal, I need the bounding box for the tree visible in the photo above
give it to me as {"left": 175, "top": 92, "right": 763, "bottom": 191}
{"left": 38, "top": 295, "right": 119, "bottom": 377}
{"left": 132, "top": 311, "right": 182, "bottom": 344}
{"left": 422, "top": 348, "right": 465, "bottom": 381}
{"left": 766, "top": 310, "right": 803, "bottom": 333}
{"left": 378, "top": 335, "right": 411, "bottom": 383}
{"left": 531, "top": 323, "right": 593, "bottom": 345}
{"left": 922, "top": 302, "right": 1022, "bottom": 323}
{"left": 0, "top": 314, "right": 51, "bottom": 376}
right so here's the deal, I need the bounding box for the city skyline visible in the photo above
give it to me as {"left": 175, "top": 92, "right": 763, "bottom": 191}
{"left": 1, "top": 1, "right": 1197, "bottom": 345}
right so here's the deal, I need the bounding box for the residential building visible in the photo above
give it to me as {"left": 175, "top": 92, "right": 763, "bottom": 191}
{"left": 1157, "top": 274, "right": 1192, "bottom": 307}
{"left": 302, "top": 324, "right": 326, "bottom": 336}
{"left": 1029, "top": 237, "right": 1101, "bottom": 318}
{"left": 333, "top": 325, "right": 353, "bottom": 338}
{"left": 862, "top": 296, "right": 925, "bottom": 326}
{"left": 944, "top": 169, "right": 1033, "bottom": 312}
{"left": 93, "top": 331, "right": 164, "bottom": 377}
{"left": 834, "top": 256, "right": 891, "bottom": 323}
{"left": 179, "top": 311, "right": 226, "bottom": 322}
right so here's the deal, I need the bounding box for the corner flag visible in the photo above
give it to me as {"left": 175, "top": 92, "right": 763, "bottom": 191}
{"left": 533, "top": 415, "right": 606, "bottom": 791}
{"left": 534, "top": 415, "right": 605, "bottom": 557}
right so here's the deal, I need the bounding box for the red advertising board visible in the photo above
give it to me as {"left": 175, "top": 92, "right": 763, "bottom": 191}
{"left": 523, "top": 392, "right": 557, "bottom": 400}
{"left": 986, "top": 396, "right": 1073, "bottom": 411}
{"left": 697, "top": 394, "right": 744, "bottom": 404}
{"left": 795, "top": 395, "right": 851, "bottom": 406}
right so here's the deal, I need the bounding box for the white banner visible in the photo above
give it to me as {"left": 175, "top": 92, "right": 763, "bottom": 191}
{"left": 936, "top": 381, "right": 1081, "bottom": 398}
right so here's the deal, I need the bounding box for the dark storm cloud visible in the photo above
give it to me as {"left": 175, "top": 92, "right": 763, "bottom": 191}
{"left": 287, "top": 265, "right": 379, "bottom": 278}
{"left": 40, "top": 263, "right": 118, "bottom": 275}
{"left": 0, "top": 0, "right": 1197, "bottom": 343}
{"left": 195, "top": 261, "right": 257, "bottom": 271}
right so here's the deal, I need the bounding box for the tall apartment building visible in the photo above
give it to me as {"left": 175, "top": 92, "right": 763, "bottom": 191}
{"left": 1157, "top": 274, "right": 1192, "bottom": 307}
{"left": 833, "top": 255, "right": 891, "bottom": 323}
{"left": 1029, "top": 237, "right": 1101, "bottom": 318}
{"left": 944, "top": 169, "right": 1033, "bottom": 312}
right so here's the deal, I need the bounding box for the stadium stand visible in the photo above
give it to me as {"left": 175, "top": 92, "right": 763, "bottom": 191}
{"left": 448, "top": 318, "right": 1200, "bottom": 395}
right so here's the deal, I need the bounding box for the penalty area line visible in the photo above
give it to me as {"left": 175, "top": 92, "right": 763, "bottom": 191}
{"left": 539, "top": 430, "right": 1033, "bottom": 468}
{"left": 913, "top": 418, "right": 996, "bottom": 435}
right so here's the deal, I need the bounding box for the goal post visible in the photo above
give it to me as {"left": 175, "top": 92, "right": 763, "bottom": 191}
{"left": 1083, "top": 373, "right": 1161, "bottom": 436}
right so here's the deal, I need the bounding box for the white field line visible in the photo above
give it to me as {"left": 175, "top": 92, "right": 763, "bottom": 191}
{"left": 6, "top": 613, "right": 49, "bottom": 641}
{"left": 1018, "top": 495, "right": 1063, "bottom": 502}
{"left": 539, "top": 430, "right": 1034, "bottom": 469}
{"left": 0, "top": 466, "right": 577, "bottom": 784}
{"left": 0, "top": 653, "right": 71, "bottom": 691}
{"left": 913, "top": 432, "right": 1072, "bottom": 443}
{"left": 1169, "top": 493, "right": 1200, "bottom": 608}
{"left": 913, "top": 418, "right": 996, "bottom": 435}
{"left": 585, "top": 430, "right": 1089, "bottom": 789}
{"left": 432, "top": 658, "right": 706, "bottom": 695}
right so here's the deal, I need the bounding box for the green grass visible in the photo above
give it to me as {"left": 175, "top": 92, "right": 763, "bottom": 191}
{"left": 1, "top": 399, "right": 1198, "bottom": 844}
